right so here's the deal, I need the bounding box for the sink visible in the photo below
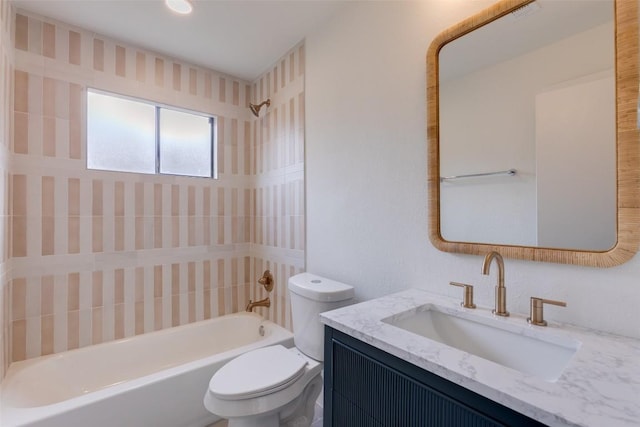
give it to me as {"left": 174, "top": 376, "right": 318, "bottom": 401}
{"left": 382, "top": 305, "right": 580, "bottom": 382}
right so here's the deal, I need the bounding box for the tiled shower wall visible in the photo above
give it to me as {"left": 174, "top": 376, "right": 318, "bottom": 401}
{"left": 5, "top": 9, "right": 305, "bottom": 367}
{"left": 248, "top": 43, "right": 305, "bottom": 328}
{"left": 0, "top": 0, "right": 14, "bottom": 379}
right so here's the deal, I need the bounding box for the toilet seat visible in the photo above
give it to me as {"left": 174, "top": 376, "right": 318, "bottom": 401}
{"left": 209, "top": 345, "right": 308, "bottom": 400}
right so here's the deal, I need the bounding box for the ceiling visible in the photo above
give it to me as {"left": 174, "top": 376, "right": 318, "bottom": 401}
{"left": 11, "top": 0, "right": 347, "bottom": 81}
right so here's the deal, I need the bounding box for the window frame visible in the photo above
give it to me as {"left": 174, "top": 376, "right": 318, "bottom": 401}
{"left": 86, "top": 88, "right": 217, "bottom": 179}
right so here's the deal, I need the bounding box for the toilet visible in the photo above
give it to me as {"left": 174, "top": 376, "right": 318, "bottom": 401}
{"left": 203, "top": 273, "right": 355, "bottom": 427}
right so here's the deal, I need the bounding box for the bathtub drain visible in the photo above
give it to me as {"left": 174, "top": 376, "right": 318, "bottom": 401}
{"left": 259, "top": 325, "right": 265, "bottom": 336}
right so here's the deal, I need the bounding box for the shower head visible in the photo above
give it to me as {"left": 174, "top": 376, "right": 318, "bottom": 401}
{"left": 249, "top": 99, "right": 271, "bottom": 117}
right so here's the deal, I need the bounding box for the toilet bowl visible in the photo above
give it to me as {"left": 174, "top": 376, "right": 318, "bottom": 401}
{"left": 203, "top": 273, "right": 354, "bottom": 427}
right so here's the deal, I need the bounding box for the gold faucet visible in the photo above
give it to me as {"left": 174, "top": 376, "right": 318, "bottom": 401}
{"left": 246, "top": 297, "right": 270, "bottom": 312}
{"left": 482, "top": 251, "right": 509, "bottom": 317}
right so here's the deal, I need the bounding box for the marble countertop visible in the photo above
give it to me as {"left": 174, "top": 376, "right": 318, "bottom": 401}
{"left": 320, "top": 288, "right": 640, "bottom": 427}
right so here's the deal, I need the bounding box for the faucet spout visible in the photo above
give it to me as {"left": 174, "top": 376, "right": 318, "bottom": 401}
{"left": 246, "top": 297, "right": 270, "bottom": 312}
{"left": 482, "top": 251, "right": 509, "bottom": 317}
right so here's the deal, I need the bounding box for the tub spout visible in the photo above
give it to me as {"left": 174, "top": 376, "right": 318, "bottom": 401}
{"left": 246, "top": 297, "right": 270, "bottom": 312}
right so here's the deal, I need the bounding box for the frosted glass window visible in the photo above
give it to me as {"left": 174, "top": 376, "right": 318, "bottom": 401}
{"left": 86, "top": 89, "right": 215, "bottom": 178}
{"left": 87, "top": 91, "right": 156, "bottom": 174}
{"left": 159, "top": 109, "right": 212, "bottom": 177}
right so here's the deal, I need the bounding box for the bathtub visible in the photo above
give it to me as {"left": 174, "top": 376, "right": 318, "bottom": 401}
{"left": 0, "top": 312, "right": 294, "bottom": 427}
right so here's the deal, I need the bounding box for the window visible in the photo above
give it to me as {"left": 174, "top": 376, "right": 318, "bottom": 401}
{"left": 87, "top": 89, "right": 215, "bottom": 178}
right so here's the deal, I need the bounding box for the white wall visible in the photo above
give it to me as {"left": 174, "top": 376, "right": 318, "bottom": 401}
{"left": 536, "top": 73, "right": 616, "bottom": 250}
{"left": 305, "top": 0, "right": 640, "bottom": 339}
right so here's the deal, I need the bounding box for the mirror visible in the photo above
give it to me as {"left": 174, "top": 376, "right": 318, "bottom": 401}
{"left": 427, "top": 0, "right": 639, "bottom": 267}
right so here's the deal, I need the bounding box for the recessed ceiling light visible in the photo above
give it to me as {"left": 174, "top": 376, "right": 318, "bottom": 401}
{"left": 165, "top": 0, "right": 193, "bottom": 15}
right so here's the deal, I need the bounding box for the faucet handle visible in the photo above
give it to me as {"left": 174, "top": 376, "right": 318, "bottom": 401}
{"left": 527, "top": 297, "right": 566, "bottom": 326}
{"left": 449, "top": 282, "right": 476, "bottom": 309}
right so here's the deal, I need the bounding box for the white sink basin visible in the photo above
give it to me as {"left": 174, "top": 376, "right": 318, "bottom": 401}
{"left": 382, "top": 305, "right": 580, "bottom": 382}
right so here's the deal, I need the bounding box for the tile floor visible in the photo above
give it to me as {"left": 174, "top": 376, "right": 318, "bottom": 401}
{"left": 208, "top": 403, "right": 323, "bottom": 427}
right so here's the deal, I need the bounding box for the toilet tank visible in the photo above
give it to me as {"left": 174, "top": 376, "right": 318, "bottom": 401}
{"left": 288, "top": 273, "right": 354, "bottom": 361}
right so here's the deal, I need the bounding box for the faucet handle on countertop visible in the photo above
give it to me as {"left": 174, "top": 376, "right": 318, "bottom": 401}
{"left": 527, "top": 297, "right": 566, "bottom": 326}
{"left": 449, "top": 282, "right": 476, "bottom": 309}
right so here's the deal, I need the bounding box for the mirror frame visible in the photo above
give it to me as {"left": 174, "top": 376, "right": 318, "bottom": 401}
{"left": 427, "top": 0, "right": 639, "bottom": 267}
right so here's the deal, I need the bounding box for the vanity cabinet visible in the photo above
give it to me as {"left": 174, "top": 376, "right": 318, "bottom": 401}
{"left": 323, "top": 327, "right": 546, "bottom": 427}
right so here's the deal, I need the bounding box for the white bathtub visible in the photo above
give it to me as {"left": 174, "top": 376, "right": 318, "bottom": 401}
{"left": 0, "top": 312, "right": 294, "bottom": 427}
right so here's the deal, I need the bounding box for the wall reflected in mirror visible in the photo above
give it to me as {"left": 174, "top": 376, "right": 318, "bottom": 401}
{"left": 438, "top": 0, "right": 616, "bottom": 251}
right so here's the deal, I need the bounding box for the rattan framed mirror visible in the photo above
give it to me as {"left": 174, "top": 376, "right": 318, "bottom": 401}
{"left": 427, "top": 0, "right": 639, "bottom": 267}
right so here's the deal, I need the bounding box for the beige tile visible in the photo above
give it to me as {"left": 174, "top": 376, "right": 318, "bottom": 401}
{"left": 136, "top": 52, "right": 146, "bottom": 83}
{"left": 68, "top": 30, "right": 80, "bottom": 65}
{"left": 92, "top": 180, "right": 103, "bottom": 215}
{"left": 135, "top": 301, "right": 144, "bottom": 335}
{"left": 112, "top": 181, "right": 124, "bottom": 216}
{"left": 171, "top": 184, "right": 179, "bottom": 216}
{"left": 114, "top": 304, "right": 124, "bottom": 339}
{"left": 68, "top": 216, "right": 80, "bottom": 253}
{"left": 92, "top": 271, "right": 103, "bottom": 308}
{"left": 13, "top": 112, "right": 28, "bottom": 154}
{"left": 217, "top": 217, "right": 224, "bottom": 245}
{"left": 134, "top": 182, "right": 144, "bottom": 215}
{"left": 42, "top": 176, "right": 54, "bottom": 216}
{"left": 154, "top": 266, "right": 162, "bottom": 298}
{"left": 154, "top": 299, "right": 163, "bottom": 331}
{"left": 11, "top": 278, "right": 26, "bottom": 320}
{"left": 203, "top": 290, "right": 211, "bottom": 319}
{"left": 69, "top": 118, "right": 81, "bottom": 159}
{"left": 155, "top": 58, "right": 164, "bottom": 87}
{"left": 172, "top": 217, "right": 179, "bottom": 248}
{"left": 42, "top": 216, "right": 54, "bottom": 256}
{"left": 41, "top": 276, "right": 54, "bottom": 316}
{"left": 12, "top": 178, "right": 27, "bottom": 256}
{"left": 203, "top": 217, "right": 211, "bottom": 246}
{"left": 14, "top": 70, "right": 28, "bottom": 113}
{"left": 42, "top": 116, "right": 56, "bottom": 156}
{"left": 135, "top": 216, "right": 144, "bottom": 250}
{"left": 15, "top": 14, "right": 28, "bottom": 51}
{"left": 114, "top": 217, "right": 124, "bottom": 251}
{"left": 217, "top": 288, "right": 225, "bottom": 316}
{"left": 233, "top": 81, "right": 239, "bottom": 106}
{"left": 41, "top": 315, "right": 54, "bottom": 355}
{"left": 188, "top": 262, "right": 195, "bottom": 293}
{"left": 68, "top": 273, "right": 80, "bottom": 311}
{"left": 92, "top": 217, "right": 103, "bottom": 252}
{"left": 186, "top": 292, "right": 194, "bottom": 323}
{"left": 203, "top": 260, "right": 211, "bottom": 291}
{"left": 67, "top": 178, "right": 80, "bottom": 215}
{"left": 135, "top": 267, "right": 144, "bottom": 302}
{"left": 43, "top": 22, "right": 56, "bottom": 58}
{"left": 171, "top": 295, "right": 180, "bottom": 327}
{"left": 12, "top": 320, "right": 26, "bottom": 362}
{"left": 298, "top": 44, "right": 305, "bottom": 76}
{"left": 204, "top": 73, "right": 212, "bottom": 99}
{"left": 154, "top": 215, "right": 162, "bottom": 249}
{"left": 115, "top": 269, "right": 124, "bottom": 304}
{"left": 273, "top": 68, "right": 278, "bottom": 94}
{"left": 219, "top": 77, "right": 226, "bottom": 103}
{"left": 217, "top": 259, "right": 225, "bottom": 288}
{"left": 67, "top": 311, "right": 79, "bottom": 350}
{"left": 289, "top": 52, "right": 295, "bottom": 82}
{"left": 173, "top": 62, "right": 181, "bottom": 91}
{"left": 91, "top": 307, "right": 102, "bottom": 344}
{"left": 171, "top": 264, "right": 180, "bottom": 295}
{"left": 153, "top": 183, "right": 162, "bottom": 215}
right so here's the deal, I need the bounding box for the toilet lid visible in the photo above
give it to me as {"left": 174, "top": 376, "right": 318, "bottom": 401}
{"left": 208, "top": 345, "right": 308, "bottom": 400}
